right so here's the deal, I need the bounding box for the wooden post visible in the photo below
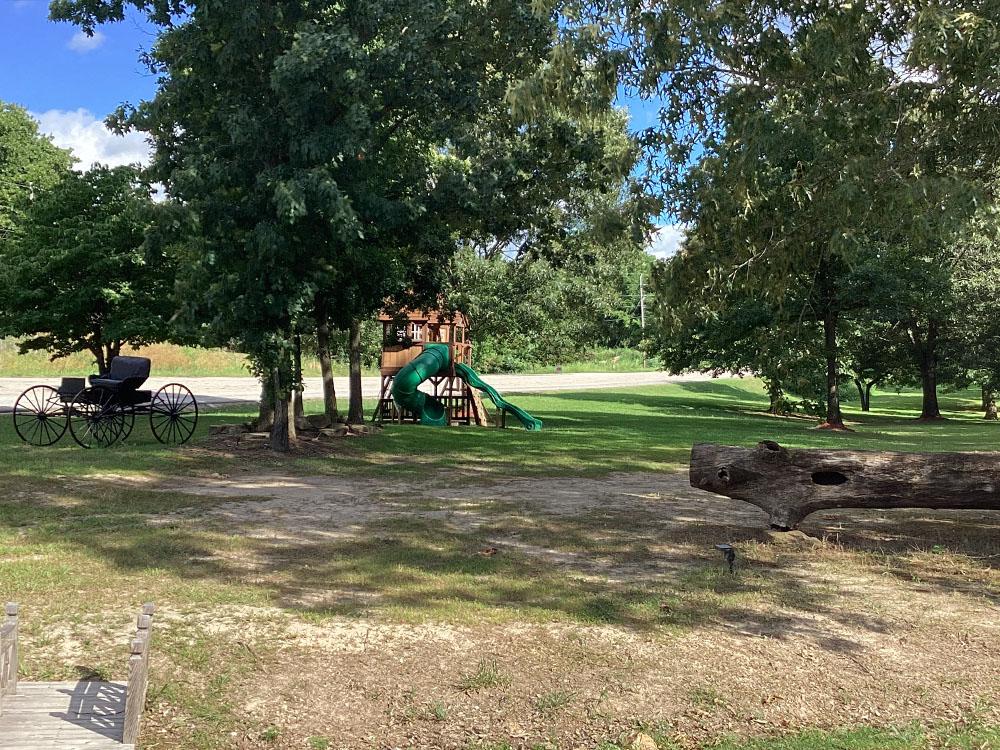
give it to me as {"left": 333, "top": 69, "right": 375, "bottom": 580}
{"left": 122, "top": 603, "right": 155, "bottom": 745}
{"left": 0, "top": 602, "right": 18, "bottom": 715}
{"left": 5, "top": 603, "right": 16, "bottom": 697}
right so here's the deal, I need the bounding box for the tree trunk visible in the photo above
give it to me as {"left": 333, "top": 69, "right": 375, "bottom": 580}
{"left": 820, "top": 305, "right": 845, "bottom": 429}
{"left": 293, "top": 335, "right": 305, "bottom": 424}
{"left": 690, "top": 441, "right": 1000, "bottom": 530}
{"left": 910, "top": 321, "right": 942, "bottom": 420}
{"left": 269, "top": 365, "right": 295, "bottom": 451}
{"left": 763, "top": 378, "right": 784, "bottom": 415}
{"left": 853, "top": 379, "right": 869, "bottom": 412}
{"left": 91, "top": 346, "right": 108, "bottom": 377}
{"left": 256, "top": 372, "right": 275, "bottom": 431}
{"left": 316, "top": 315, "right": 339, "bottom": 422}
{"left": 917, "top": 356, "right": 941, "bottom": 420}
{"left": 985, "top": 388, "right": 998, "bottom": 421}
{"left": 104, "top": 341, "right": 121, "bottom": 370}
{"left": 347, "top": 318, "right": 364, "bottom": 424}
{"left": 865, "top": 382, "right": 874, "bottom": 412}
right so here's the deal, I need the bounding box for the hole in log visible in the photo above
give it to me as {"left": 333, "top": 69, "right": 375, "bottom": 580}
{"left": 717, "top": 468, "right": 730, "bottom": 481}
{"left": 760, "top": 440, "right": 781, "bottom": 451}
{"left": 812, "top": 470, "right": 848, "bottom": 486}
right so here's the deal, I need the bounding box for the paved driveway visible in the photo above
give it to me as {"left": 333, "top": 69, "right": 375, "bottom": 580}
{"left": 0, "top": 371, "right": 723, "bottom": 412}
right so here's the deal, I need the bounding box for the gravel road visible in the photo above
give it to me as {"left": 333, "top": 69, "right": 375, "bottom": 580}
{"left": 0, "top": 370, "right": 724, "bottom": 412}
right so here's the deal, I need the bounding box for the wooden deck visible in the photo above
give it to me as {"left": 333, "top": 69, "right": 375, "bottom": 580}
{"left": 0, "top": 681, "right": 134, "bottom": 749}
{"left": 1, "top": 603, "right": 154, "bottom": 750}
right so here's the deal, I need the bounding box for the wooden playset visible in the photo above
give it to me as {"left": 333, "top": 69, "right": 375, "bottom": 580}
{"left": 375, "top": 308, "right": 489, "bottom": 426}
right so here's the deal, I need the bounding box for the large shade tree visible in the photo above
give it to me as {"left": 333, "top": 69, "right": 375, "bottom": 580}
{"left": 53, "top": 0, "right": 563, "bottom": 449}
{"left": 527, "top": 0, "right": 999, "bottom": 428}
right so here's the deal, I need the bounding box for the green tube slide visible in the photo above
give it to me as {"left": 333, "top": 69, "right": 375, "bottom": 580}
{"left": 391, "top": 343, "right": 451, "bottom": 426}
{"left": 455, "top": 363, "right": 543, "bottom": 431}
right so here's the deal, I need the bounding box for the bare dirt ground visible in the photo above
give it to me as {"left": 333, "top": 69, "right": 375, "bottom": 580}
{"left": 119, "top": 469, "right": 1000, "bottom": 749}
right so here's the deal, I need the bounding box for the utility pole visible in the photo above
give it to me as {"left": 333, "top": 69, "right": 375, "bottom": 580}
{"left": 639, "top": 274, "right": 646, "bottom": 330}
{"left": 639, "top": 274, "right": 647, "bottom": 368}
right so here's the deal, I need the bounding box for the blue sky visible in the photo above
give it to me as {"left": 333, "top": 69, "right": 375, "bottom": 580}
{"left": 0, "top": 0, "right": 680, "bottom": 256}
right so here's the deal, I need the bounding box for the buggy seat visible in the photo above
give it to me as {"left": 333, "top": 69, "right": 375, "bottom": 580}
{"left": 89, "top": 357, "right": 152, "bottom": 404}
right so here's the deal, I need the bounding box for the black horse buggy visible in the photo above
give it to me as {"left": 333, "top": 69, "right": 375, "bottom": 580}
{"left": 12, "top": 356, "right": 198, "bottom": 448}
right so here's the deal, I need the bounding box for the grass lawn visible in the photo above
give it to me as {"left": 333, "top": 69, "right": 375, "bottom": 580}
{"left": 1, "top": 377, "right": 996, "bottom": 481}
{"left": 0, "top": 379, "right": 997, "bottom": 749}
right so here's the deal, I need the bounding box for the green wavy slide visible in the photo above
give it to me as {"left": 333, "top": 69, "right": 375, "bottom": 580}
{"left": 390, "top": 343, "right": 542, "bottom": 430}
{"left": 454, "top": 363, "right": 543, "bottom": 431}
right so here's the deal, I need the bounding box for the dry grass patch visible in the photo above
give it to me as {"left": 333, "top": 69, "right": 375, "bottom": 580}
{"left": 1, "top": 469, "right": 998, "bottom": 748}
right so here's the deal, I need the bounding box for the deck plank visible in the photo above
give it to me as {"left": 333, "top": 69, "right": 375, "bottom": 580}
{"left": 0, "top": 680, "right": 130, "bottom": 749}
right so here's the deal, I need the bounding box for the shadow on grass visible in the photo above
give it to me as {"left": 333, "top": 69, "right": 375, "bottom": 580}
{"left": 3, "top": 478, "right": 997, "bottom": 655}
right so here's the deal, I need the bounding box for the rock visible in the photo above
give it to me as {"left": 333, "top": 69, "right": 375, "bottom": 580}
{"left": 209, "top": 424, "right": 251, "bottom": 437}
{"left": 631, "top": 732, "right": 658, "bottom": 750}
{"left": 306, "top": 414, "right": 333, "bottom": 429}
{"left": 319, "top": 426, "right": 350, "bottom": 439}
{"left": 347, "top": 423, "right": 375, "bottom": 435}
{"left": 239, "top": 432, "right": 270, "bottom": 442}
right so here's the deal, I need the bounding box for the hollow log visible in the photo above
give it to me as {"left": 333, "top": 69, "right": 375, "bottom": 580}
{"left": 689, "top": 441, "right": 1000, "bottom": 530}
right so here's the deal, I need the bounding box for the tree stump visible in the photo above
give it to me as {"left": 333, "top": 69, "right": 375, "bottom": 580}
{"left": 689, "top": 441, "right": 1000, "bottom": 530}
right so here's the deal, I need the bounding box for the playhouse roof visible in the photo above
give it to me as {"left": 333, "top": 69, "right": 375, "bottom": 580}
{"left": 378, "top": 308, "right": 469, "bottom": 327}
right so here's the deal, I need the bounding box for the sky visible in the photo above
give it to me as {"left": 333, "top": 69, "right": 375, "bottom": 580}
{"left": 0, "top": 0, "right": 683, "bottom": 258}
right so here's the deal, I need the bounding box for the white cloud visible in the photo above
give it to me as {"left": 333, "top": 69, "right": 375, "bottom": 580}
{"left": 647, "top": 223, "right": 687, "bottom": 259}
{"left": 32, "top": 109, "right": 151, "bottom": 171}
{"left": 68, "top": 30, "right": 107, "bottom": 53}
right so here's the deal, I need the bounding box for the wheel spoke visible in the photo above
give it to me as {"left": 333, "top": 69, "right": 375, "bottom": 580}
{"left": 26, "top": 418, "right": 42, "bottom": 444}
{"left": 39, "top": 418, "right": 55, "bottom": 445}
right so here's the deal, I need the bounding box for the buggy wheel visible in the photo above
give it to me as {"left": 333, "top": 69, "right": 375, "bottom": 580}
{"left": 68, "top": 387, "right": 127, "bottom": 448}
{"left": 150, "top": 383, "right": 198, "bottom": 445}
{"left": 119, "top": 405, "right": 136, "bottom": 443}
{"left": 13, "top": 385, "right": 68, "bottom": 446}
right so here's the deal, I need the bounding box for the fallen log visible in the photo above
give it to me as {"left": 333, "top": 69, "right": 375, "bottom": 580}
{"left": 689, "top": 441, "right": 1000, "bottom": 530}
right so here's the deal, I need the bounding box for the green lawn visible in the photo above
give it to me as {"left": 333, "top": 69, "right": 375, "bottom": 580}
{"left": 2, "top": 378, "right": 994, "bottom": 482}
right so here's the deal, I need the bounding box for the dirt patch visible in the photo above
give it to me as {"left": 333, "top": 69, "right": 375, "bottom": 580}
{"left": 152, "top": 471, "right": 768, "bottom": 539}
{"left": 149, "top": 602, "right": 999, "bottom": 750}
{"left": 70, "top": 471, "right": 1000, "bottom": 747}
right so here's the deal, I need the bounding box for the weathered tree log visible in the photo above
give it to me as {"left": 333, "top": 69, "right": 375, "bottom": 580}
{"left": 690, "top": 441, "right": 1000, "bottom": 530}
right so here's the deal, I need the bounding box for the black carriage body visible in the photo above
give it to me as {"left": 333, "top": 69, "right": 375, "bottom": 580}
{"left": 58, "top": 358, "right": 153, "bottom": 407}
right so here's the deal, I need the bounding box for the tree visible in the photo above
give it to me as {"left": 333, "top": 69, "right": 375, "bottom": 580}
{"left": 527, "top": 0, "right": 998, "bottom": 429}
{"left": 54, "top": 0, "right": 560, "bottom": 449}
{"left": 447, "top": 103, "right": 654, "bottom": 372}
{"left": 648, "top": 239, "right": 831, "bottom": 416}
{"left": 452, "top": 238, "right": 649, "bottom": 372}
{"left": 840, "top": 320, "right": 904, "bottom": 413}
{"left": 0, "top": 165, "right": 174, "bottom": 373}
{"left": 0, "top": 101, "right": 72, "bottom": 239}
{"left": 937, "top": 207, "right": 1000, "bottom": 419}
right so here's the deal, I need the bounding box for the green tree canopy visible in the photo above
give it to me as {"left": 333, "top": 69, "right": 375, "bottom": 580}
{"left": 51, "top": 0, "right": 584, "bottom": 447}
{"left": 0, "top": 101, "right": 72, "bottom": 239}
{"left": 0, "top": 165, "right": 174, "bottom": 374}
{"left": 528, "top": 0, "right": 999, "bottom": 428}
